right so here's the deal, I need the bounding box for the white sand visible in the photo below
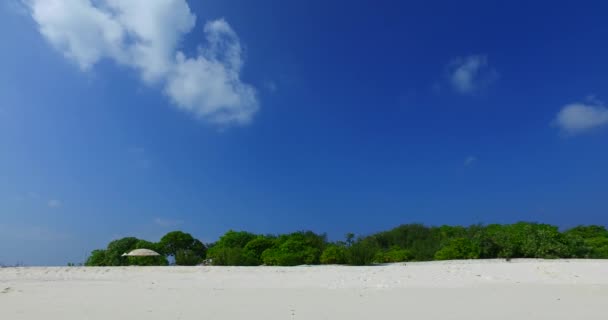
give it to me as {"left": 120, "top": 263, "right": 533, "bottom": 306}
{"left": 1, "top": 259, "right": 607, "bottom": 319}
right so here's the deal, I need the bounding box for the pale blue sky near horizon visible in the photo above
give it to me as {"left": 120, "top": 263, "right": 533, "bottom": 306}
{"left": 1, "top": 0, "right": 608, "bottom": 265}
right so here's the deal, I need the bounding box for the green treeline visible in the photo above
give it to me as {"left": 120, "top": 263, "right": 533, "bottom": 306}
{"left": 85, "top": 223, "right": 608, "bottom": 266}
{"left": 86, "top": 231, "right": 207, "bottom": 266}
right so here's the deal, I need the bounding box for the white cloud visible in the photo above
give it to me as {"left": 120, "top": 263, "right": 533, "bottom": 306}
{"left": 554, "top": 101, "right": 608, "bottom": 134}
{"left": 447, "top": 55, "right": 497, "bottom": 95}
{"left": 47, "top": 199, "right": 62, "bottom": 208}
{"left": 464, "top": 156, "right": 477, "bottom": 166}
{"left": 27, "top": 0, "right": 258, "bottom": 125}
{"left": 165, "top": 20, "right": 258, "bottom": 125}
{"left": 29, "top": 0, "right": 127, "bottom": 70}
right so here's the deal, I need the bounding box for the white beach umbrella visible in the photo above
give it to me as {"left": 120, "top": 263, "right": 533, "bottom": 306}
{"left": 121, "top": 249, "right": 161, "bottom": 257}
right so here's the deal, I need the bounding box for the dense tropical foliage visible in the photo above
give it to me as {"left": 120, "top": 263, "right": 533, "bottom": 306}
{"left": 85, "top": 223, "right": 608, "bottom": 266}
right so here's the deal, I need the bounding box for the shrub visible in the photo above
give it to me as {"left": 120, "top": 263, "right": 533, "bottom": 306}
{"left": 509, "top": 223, "right": 569, "bottom": 258}
{"left": 262, "top": 237, "right": 321, "bottom": 266}
{"left": 85, "top": 249, "right": 107, "bottom": 266}
{"left": 175, "top": 249, "right": 204, "bottom": 266}
{"left": 242, "top": 236, "right": 276, "bottom": 265}
{"left": 586, "top": 237, "right": 608, "bottom": 258}
{"left": 375, "top": 246, "right": 412, "bottom": 263}
{"left": 345, "top": 238, "right": 380, "bottom": 265}
{"left": 564, "top": 226, "right": 608, "bottom": 258}
{"left": 208, "top": 247, "right": 246, "bottom": 265}
{"left": 434, "top": 238, "right": 480, "bottom": 260}
{"left": 214, "top": 230, "right": 257, "bottom": 249}
{"left": 135, "top": 240, "right": 161, "bottom": 252}
{"left": 159, "top": 231, "right": 207, "bottom": 258}
{"left": 206, "top": 230, "right": 261, "bottom": 265}
{"left": 372, "top": 224, "right": 441, "bottom": 260}
{"left": 105, "top": 237, "right": 140, "bottom": 266}
{"left": 564, "top": 225, "right": 608, "bottom": 239}
{"left": 320, "top": 245, "right": 347, "bottom": 264}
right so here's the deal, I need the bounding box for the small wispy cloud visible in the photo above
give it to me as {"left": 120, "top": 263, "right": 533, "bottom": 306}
{"left": 47, "top": 199, "right": 62, "bottom": 208}
{"left": 554, "top": 98, "right": 608, "bottom": 135}
{"left": 464, "top": 156, "right": 477, "bottom": 166}
{"left": 153, "top": 217, "right": 183, "bottom": 228}
{"left": 447, "top": 55, "right": 498, "bottom": 95}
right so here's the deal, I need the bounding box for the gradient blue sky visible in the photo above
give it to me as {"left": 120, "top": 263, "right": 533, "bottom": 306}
{"left": 1, "top": 0, "right": 608, "bottom": 265}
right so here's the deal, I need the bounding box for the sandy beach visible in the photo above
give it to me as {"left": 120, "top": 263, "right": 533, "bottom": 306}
{"left": 1, "top": 259, "right": 607, "bottom": 319}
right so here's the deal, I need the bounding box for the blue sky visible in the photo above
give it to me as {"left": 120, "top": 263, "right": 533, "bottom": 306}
{"left": 1, "top": 0, "right": 608, "bottom": 265}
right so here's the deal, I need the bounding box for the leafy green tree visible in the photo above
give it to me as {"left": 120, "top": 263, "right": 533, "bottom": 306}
{"left": 261, "top": 231, "right": 326, "bottom": 266}
{"left": 86, "top": 237, "right": 169, "bottom": 266}
{"left": 262, "top": 246, "right": 319, "bottom": 266}
{"left": 563, "top": 232, "right": 588, "bottom": 258}
{"left": 214, "top": 230, "right": 257, "bottom": 249}
{"left": 85, "top": 237, "right": 166, "bottom": 266}
{"left": 476, "top": 224, "right": 504, "bottom": 258}
{"left": 175, "top": 249, "right": 203, "bottom": 266}
{"left": 320, "top": 245, "right": 347, "bottom": 264}
{"left": 242, "top": 236, "right": 276, "bottom": 265}
{"left": 159, "top": 231, "right": 207, "bottom": 258}
{"left": 105, "top": 237, "right": 140, "bottom": 266}
{"left": 345, "top": 238, "right": 380, "bottom": 265}
{"left": 157, "top": 231, "right": 207, "bottom": 265}
{"left": 474, "top": 223, "right": 572, "bottom": 259}
{"left": 86, "top": 233, "right": 201, "bottom": 266}
{"left": 207, "top": 230, "right": 258, "bottom": 265}
{"left": 519, "top": 223, "right": 570, "bottom": 258}
{"left": 209, "top": 247, "right": 249, "bottom": 265}
{"left": 586, "top": 237, "right": 608, "bottom": 258}
{"left": 345, "top": 233, "right": 355, "bottom": 247}
{"left": 243, "top": 236, "right": 275, "bottom": 256}
{"left": 564, "top": 225, "right": 608, "bottom": 239}
{"left": 476, "top": 224, "right": 521, "bottom": 258}
{"left": 434, "top": 238, "right": 480, "bottom": 260}
{"left": 375, "top": 246, "right": 412, "bottom": 263}
{"left": 437, "top": 225, "right": 468, "bottom": 241}
{"left": 372, "top": 224, "right": 441, "bottom": 260}
{"left": 85, "top": 249, "right": 107, "bottom": 266}
{"left": 135, "top": 240, "right": 161, "bottom": 252}
{"left": 564, "top": 225, "right": 608, "bottom": 258}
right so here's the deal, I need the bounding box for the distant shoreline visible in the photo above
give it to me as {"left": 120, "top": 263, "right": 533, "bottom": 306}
{"left": 3, "top": 258, "right": 608, "bottom": 268}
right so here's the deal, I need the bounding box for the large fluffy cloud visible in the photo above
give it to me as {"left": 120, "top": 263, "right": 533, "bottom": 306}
{"left": 554, "top": 101, "right": 608, "bottom": 134}
{"left": 28, "top": 0, "right": 258, "bottom": 125}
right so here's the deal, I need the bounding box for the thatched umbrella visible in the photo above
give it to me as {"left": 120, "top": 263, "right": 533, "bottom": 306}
{"left": 121, "top": 249, "right": 161, "bottom": 257}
